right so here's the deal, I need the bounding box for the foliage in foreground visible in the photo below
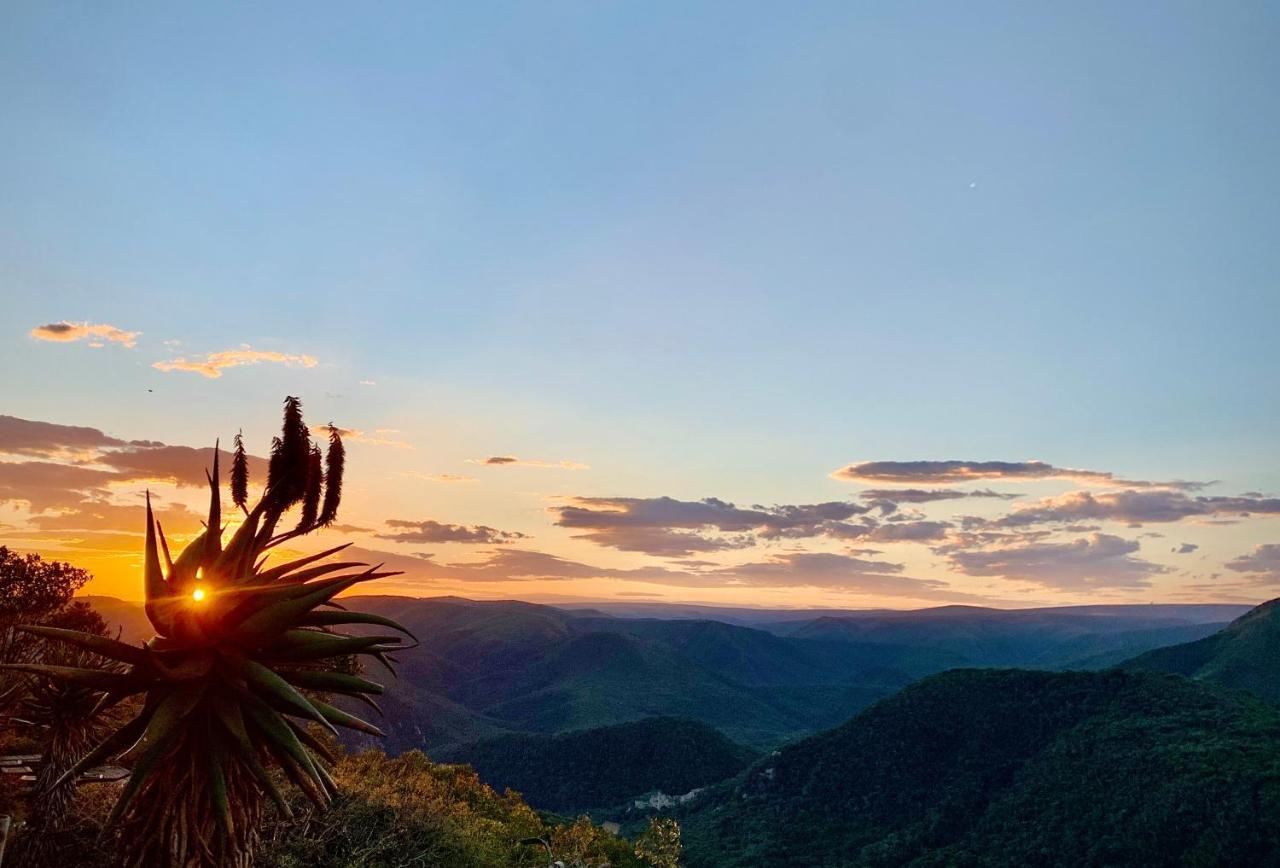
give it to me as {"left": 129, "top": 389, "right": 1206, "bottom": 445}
{"left": 1, "top": 398, "right": 412, "bottom": 867}
{"left": 6, "top": 747, "right": 682, "bottom": 868}
{"left": 249, "top": 749, "right": 679, "bottom": 868}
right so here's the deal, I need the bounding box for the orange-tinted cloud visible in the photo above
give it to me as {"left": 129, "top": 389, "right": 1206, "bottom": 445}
{"left": 470, "top": 456, "right": 588, "bottom": 470}
{"left": 404, "top": 472, "right": 477, "bottom": 484}
{"left": 30, "top": 321, "right": 140, "bottom": 348}
{"left": 831, "top": 460, "right": 1207, "bottom": 490}
{"left": 315, "top": 425, "right": 412, "bottom": 449}
{"left": 152, "top": 347, "right": 318, "bottom": 379}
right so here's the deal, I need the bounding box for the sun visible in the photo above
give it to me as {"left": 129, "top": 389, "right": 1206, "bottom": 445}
{"left": 191, "top": 587, "right": 206, "bottom": 602}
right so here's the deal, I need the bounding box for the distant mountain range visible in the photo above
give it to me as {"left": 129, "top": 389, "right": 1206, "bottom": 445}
{"left": 83, "top": 594, "right": 1244, "bottom": 752}
{"left": 678, "top": 668, "right": 1280, "bottom": 867}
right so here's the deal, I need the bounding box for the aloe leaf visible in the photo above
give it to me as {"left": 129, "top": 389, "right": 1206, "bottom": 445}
{"left": 277, "top": 669, "right": 385, "bottom": 697}
{"left": 17, "top": 626, "right": 152, "bottom": 667}
{"left": 205, "top": 445, "right": 221, "bottom": 565}
{"left": 312, "top": 698, "right": 385, "bottom": 737}
{"left": 241, "top": 695, "right": 325, "bottom": 797}
{"left": 144, "top": 493, "right": 178, "bottom": 637}
{"left": 235, "top": 658, "right": 336, "bottom": 735}
{"left": 229, "top": 573, "right": 396, "bottom": 644}
{"left": 211, "top": 701, "right": 291, "bottom": 818}
{"left": 256, "top": 543, "right": 354, "bottom": 583}
{"left": 297, "top": 610, "right": 417, "bottom": 641}
{"left": 264, "top": 631, "right": 404, "bottom": 663}
{"left": 121, "top": 681, "right": 205, "bottom": 762}
{"left": 207, "top": 729, "right": 232, "bottom": 833}
{"left": 0, "top": 663, "right": 152, "bottom": 692}
{"left": 285, "top": 717, "right": 337, "bottom": 765}
{"left": 51, "top": 709, "right": 153, "bottom": 790}
{"left": 104, "top": 717, "right": 184, "bottom": 829}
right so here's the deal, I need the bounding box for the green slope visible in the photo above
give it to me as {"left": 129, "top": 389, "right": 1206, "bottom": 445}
{"left": 441, "top": 717, "right": 758, "bottom": 813}
{"left": 681, "top": 669, "right": 1280, "bottom": 867}
{"left": 1125, "top": 597, "right": 1280, "bottom": 703}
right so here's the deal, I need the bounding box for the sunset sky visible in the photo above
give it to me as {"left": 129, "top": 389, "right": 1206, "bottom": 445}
{"left": 2, "top": 2, "right": 1278, "bottom": 608}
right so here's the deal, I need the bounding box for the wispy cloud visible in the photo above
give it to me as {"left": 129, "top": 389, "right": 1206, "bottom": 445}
{"left": 30, "top": 321, "right": 139, "bottom": 348}
{"left": 376, "top": 519, "right": 527, "bottom": 544}
{"left": 469, "top": 456, "right": 589, "bottom": 470}
{"left": 152, "top": 346, "right": 318, "bottom": 379}
{"left": 987, "top": 489, "right": 1280, "bottom": 527}
{"left": 859, "top": 488, "right": 1016, "bottom": 505}
{"left": 832, "top": 459, "right": 1207, "bottom": 490}
{"left": 344, "top": 545, "right": 986, "bottom": 601}
{"left": 315, "top": 425, "right": 412, "bottom": 449}
{"left": 404, "top": 472, "right": 477, "bottom": 484}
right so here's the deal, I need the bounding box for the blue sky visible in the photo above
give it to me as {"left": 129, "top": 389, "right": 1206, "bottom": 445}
{"left": 2, "top": 2, "right": 1278, "bottom": 606}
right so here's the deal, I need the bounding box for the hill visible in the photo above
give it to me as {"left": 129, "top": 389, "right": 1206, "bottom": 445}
{"left": 680, "top": 669, "right": 1280, "bottom": 867}
{"left": 767, "top": 604, "right": 1241, "bottom": 670}
{"left": 1125, "top": 597, "right": 1280, "bottom": 703}
{"left": 83, "top": 594, "right": 1241, "bottom": 753}
{"left": 440, "top": 717, "right": 758, "bottom": 813}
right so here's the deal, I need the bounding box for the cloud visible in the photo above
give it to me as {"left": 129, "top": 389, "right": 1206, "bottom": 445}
{"left": 30, "top": 321, "right": 139, "bottom": 348}
{"left": 404, "top": 472, "right": 477, "bottom": 484}
{"left": 343, "top": 545, "right": 981, "bottom": 599}
{"left": 1174, "top": 543, "right": 1199, "bottom": 555}
{"left": 858, "top": 488, "right": 1016, "bottom": 504}
{"left": 551, "top": 496, "right": 873, "bottom": 556}
{"left": 93, "top": 444, "right": 269, "bottom": 488}
{"left": 947, "top": 532, "right": 1165, "bottom": 590}
{"left": 359, "top": 380, "right": 377, "bottom": 386}
{"left": 857, "top": 520, "right": 953, "bottom": 542}
{"left": 26, "top": 500, "right": 205, "bottom": 535}
{"left": 376, "top": 519, "right": 527, "bottom": 545}
{"left": 470, "top": 456, "right": 589, "bottom": 470}
{"left": 0, "top": 415, "right": 138, "bottom": 458}
{"left": 1226, "top": 544, "right": 1280, "bottom": 584}
{"left": 0, "top": 462, "right": 121, "bottom": 511}
{"left": 0, "top": 417, "right": 271, "bottom": 519}
{"left": 314, "top": 425, "right": 412, "bottom": 449}
{"left": 990, "top": 490, "right": 1280, "bottom": 527}
{"left": 152, "top": 346, "right": 318, "bottom": 379}
{"left": 831, "top": 460, "right": 1205, "bottom": 490}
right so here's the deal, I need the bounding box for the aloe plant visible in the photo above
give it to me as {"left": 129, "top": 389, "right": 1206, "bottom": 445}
{"left": 1, "top": 398, "right": 411, "bottom": 867}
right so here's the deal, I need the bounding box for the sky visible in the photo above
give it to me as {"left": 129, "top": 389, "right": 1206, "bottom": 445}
{"left": 1, "top": 2, "right": 1278, "bottom": 609}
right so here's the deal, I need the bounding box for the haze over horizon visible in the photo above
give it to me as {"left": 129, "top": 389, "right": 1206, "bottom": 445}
{"left": 2, "top": 2, "right": 1277, "bottom": 609}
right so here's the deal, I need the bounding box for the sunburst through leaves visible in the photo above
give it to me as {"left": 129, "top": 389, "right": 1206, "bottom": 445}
{"left": 1, "top": 397, "right": 413, "bottom": 867}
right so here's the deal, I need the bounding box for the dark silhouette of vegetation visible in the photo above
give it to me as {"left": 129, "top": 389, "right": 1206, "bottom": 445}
{"left": 0, "top": 547, "right": 93, "bottom": 675}
{"left": 443, "top": 717, "right": 758, "bottom": 812}
{"left": 680, "top": 668, "right": 1280, "bottom": 867}
{"left": 1, "top": 398, "right": 412, "bottom": 867}
{"left": 14, "top": 607, "right": 128, "bottom": 867}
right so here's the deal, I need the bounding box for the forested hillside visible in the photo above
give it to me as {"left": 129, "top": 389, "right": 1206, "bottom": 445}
{"left": 680, "top": 669, "right": 1280, "bottom": 867}
{"left": 441, "top": 717, "right": 758, "bottom": 812}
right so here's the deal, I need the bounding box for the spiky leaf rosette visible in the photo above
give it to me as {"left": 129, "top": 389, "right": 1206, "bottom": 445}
{"left": 1, "top": 402, "right": 412, "bottom": 868}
